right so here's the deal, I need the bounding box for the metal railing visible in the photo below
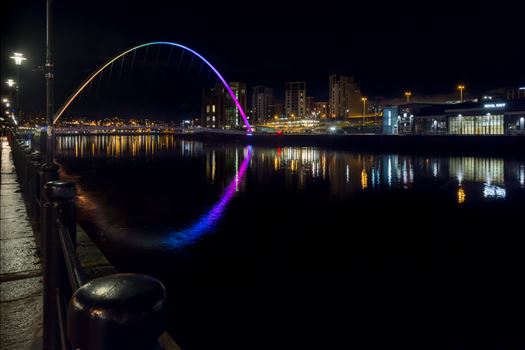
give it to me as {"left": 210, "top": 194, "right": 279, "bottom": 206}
{"left": 8, "top": 131, "right": 168, "bottom": 350}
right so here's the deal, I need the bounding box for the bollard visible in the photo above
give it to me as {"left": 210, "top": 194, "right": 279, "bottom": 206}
{"left": 42, "top": 181, "right": 77, "bottom": 350}
{"left": 44, "top": 181, "right": 77, "bottom": 246}
{"left": 68, "top": 273, "right": 167, "bottom": 350}
{"left": 39, "top": 162, "right": 59, "bottom": 228}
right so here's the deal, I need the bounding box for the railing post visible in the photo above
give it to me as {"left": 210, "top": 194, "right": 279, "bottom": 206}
{"left": 23, "top": 147, "right": 33, "bottom": 202}
{"left": 42, "top": 181, "right": 76, "bottom": 350}
{"left": 40, "top": 128, "right": 48, "bottom": 155}
{"left": 39, "top": 162, "right": 59, "bottom": 227}
{"left": 30, "top": 151, "right": 42, "bottom": 219}
{"left": 67, "top": 273, "right": 167, "bottom": 350}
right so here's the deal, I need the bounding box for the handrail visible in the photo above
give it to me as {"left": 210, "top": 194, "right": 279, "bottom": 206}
{"left": 57, "top": 221, "right": 86, "bottom": 291}
{"left": 7, "top": 131, "right": 169, "bottom": 350}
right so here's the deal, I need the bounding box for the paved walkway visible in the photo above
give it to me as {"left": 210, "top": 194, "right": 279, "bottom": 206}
{"left": 1, "top": 137, "right": 43, "bottom": 350}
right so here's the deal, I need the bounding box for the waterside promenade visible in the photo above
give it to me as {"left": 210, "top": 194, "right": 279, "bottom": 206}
{"left": 1, "top": 137, "right": 43, "bottom": 350}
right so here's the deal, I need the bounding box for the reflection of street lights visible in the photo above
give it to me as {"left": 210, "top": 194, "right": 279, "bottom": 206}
{"left": 361, "top": 97, "right": 367, "bottom": 127}
{"left": 404, "top": 91, "right": 412, "bottom": 102}
{"left": 457, "top": 84, "right": 465, "bottom": 103}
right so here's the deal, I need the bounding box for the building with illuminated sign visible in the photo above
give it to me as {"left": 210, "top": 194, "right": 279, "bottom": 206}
{"left": 446, "top": 100, "right": 525, "bottom": 135}
{"left": 382, "top": 100, "right": 525, "bottom": 135}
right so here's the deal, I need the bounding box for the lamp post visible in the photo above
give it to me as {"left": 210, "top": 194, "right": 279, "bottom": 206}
{"left": 457, "top": 84, "right": 465, "bottom": 103}
{"left": 404, "top": 91, "right": 412, "bottom": 102}
{"left": 45, "top": 0, "right": 55, "bottom": 164}
{"left": 361, "top": 97, "right": 367, "bottom": 127}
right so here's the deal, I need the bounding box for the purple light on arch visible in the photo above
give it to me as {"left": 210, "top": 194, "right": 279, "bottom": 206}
{"left": 53, "top": 41, "right": 252, "bottom": 132}
{"left": 164, "top": 145, "right": 252, "bottom": 248}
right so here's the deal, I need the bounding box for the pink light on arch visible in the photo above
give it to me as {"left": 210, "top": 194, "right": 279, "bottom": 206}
{"left": 53, "top": 41, "right": 252, "bottom": 132}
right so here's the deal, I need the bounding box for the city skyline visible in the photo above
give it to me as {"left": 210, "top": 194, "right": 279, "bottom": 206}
{"left": 2, "top": 0, "right": 525, "bottom": 120}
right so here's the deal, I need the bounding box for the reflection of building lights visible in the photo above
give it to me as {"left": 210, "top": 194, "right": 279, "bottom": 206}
{"left": 519, "top": 165, "right": 525, "bottom": 187}
{"left": 361, "top": 169, "right": 368, "bottom": 190}
{"left": 457, "top": 186, "right": 466, "bottom": 204}
{"left": 346, "top": 164, "right": 350, "bottom": 184}
{"left": 483, "top": 184, "right": 506, "bottom": 199}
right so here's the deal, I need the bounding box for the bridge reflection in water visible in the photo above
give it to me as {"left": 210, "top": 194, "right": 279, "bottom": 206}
{"left": 56, "top": 134, "right": 525, "bottom": 206}
{"left": 54, "top": 134, "right": 525, "bottom": 349}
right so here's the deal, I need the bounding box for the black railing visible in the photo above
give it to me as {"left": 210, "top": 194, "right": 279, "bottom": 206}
{"left": 7, "top": 131, "right": 169, "bottom": 350}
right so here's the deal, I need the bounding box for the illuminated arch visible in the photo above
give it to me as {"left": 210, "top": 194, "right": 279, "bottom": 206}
{"left": 53, "top": 41, "right": 252, "bottom": 132}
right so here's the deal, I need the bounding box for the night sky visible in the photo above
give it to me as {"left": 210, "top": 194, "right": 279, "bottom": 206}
{"left": 1, "top": 0, "right": 524, "bottom": 120}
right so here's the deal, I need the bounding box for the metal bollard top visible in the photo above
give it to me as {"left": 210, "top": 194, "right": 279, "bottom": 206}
{"left": 44, "top": 181, "right": 76, "bottom": 201}
{"left": 67, "top": 273, "right": 167, "bottom": 350}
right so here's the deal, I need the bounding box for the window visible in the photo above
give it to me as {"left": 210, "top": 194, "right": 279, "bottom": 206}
{"left": 449, "top": 114, "right": 504, "bottom": 135}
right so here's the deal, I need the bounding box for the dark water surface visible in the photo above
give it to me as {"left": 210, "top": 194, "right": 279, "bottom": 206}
{"left": 56, "top": 135, "right": 525, "bottom": 349}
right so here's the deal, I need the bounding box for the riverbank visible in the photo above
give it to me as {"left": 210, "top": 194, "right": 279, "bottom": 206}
{"left": 182, "top": 132, "right": 525, "bottom": 157}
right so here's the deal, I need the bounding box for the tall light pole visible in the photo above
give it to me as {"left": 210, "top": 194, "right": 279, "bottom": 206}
{"left": 9, "top": 53, "right": 26, "bottom": 115}
{"left": 45, "top": 0, "right": 54, "bottom": 164}
{"left": 361, "top": 97, "right": 367, "bottom": 127}
{"left": 404, "top": 91, "right": 412, "bottom": 102}
{"left": 457, "top": 84, "right": 465, "bottom": 103}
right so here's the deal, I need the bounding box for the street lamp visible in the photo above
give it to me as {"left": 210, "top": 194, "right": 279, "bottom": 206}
{"left": 361, "top": 97, "right": 367, "bottom": 127}
{"left": 10, "top": 52, "right": 27, "bottom": 115}
{"left": 6, "top": 79, "right": 15, "bottom": 87}
{"left": 404, "top": 91, "right": 412, "bottom": 102}
{"left": 457, "top": 84, "right": 465, "bottom": 103}
{"left": 10, "top": 52, "right": 27, "bottom": 65}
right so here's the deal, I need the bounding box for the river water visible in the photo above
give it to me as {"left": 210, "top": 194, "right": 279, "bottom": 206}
{"left": 55, "top": 134, "right": 525, "bottom": 349}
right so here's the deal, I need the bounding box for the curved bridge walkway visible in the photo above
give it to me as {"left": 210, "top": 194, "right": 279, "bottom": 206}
{"left": 0, "top": 137, "right": 43, "bottom": 350}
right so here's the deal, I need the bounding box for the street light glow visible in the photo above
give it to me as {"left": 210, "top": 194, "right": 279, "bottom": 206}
{"left": 6, "top": 79, "right": 15, "bottom": 87}
{"left": 10, "top": 52, "right": 27, "bottom": 65}
{"left": 457, "top": 84, "right": 466, "bottom": 103}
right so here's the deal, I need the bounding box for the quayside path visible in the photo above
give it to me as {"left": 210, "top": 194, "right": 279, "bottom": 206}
{"left": 1, "top": 137, "right": 43, "bottom": 350}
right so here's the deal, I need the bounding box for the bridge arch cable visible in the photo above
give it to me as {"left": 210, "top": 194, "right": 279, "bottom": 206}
{"left": 53, "top": 41, "right": 252, "bottom": 132}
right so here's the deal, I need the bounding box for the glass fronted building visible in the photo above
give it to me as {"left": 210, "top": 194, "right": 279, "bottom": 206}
{"left": 448, "top": 114, "right": 504, "bottom": 135}
{"left": 383, "top": 100, "right": 525, "bottom": 136}
{"left": 446, "top": 101, "right": 525, "bottom": 135}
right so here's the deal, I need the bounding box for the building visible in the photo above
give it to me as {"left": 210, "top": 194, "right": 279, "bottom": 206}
{"left": 201, "top": 82, "right": 247, "bottom": 129}
{"left": 270, "top": 103, "right": 284, "bottom": 119}
{"left": 225, "top": 82, "right": 247, "bottom": 129}
{"left": 382, "top": 100, "right": 525, "bottom": 135}
{"left": 201, "top": 86, "right": 226, "bottom": 128}
{"left": 285, "top": 82, "right": 306, "bottom": 119}
{"left": 329, "top": 75, "right": 361, "bottom": 119}
{"left": 314, "top": 101, "right": 329, "bottom": 119}
{"left": 306, "top": 96, "right": 315, "bottom": 117}
{"left": 446, "top": 100, "right": 525, "bottom": 135}
{"left": 251, "top": 86, "right": 273, "bottom": 123}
